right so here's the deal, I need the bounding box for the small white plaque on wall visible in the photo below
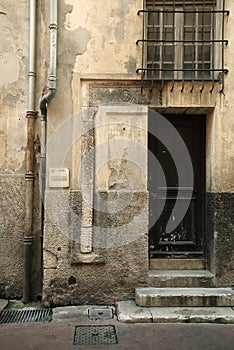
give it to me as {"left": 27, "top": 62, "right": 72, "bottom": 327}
{"left": 49, "top": 168, "right": 70, "bottom": 188}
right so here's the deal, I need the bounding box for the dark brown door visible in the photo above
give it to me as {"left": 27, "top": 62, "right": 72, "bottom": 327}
{"left": 148, "top": 114, "right": 205, "bottom": 258}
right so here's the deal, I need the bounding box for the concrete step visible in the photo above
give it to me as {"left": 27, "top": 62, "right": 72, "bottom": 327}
{"left": 150, "top": 258, "right": 205, "bottom": 270}
{"left": 116, "top": 300, "right": 234, "bottom": 324}
{"left": 135, "top": 287, "right": 234, "bottom": 307}
{"left": 148, "top": 270, "right": 215, "bottom": 288}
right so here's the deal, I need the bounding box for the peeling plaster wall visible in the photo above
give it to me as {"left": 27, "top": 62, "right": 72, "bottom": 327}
{"left": 0, "top": 3, "right": 28, "bottom": 174}
{"left": 0, "top": 0, "right": 233, "bottom": 302}
{"left": 64, "top": 0, "right": 142, "bottom": 74}
{"left": 0, "top": 1, "right": 29, "bottom": 298}
{"left": 41, "top": 0, "right": 233, "bottom": 304}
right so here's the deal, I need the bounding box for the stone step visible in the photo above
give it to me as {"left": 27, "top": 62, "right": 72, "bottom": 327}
{"left": 116, "top": 300, "right": 234, "bottom": 324}
{"left": 148, "top": 270, "right": 215, "bottom": 288}
{"left": 150, "top": 258, "right": 205, "bottom": 270}
{"left": 0, "top": 300, "right": 8, "bottom": 312}
{"left": 135, "top": 287, "right": 234, "bottom": 307}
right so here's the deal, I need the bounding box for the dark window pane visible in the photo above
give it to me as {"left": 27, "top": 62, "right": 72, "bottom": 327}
{"left": 198, "top": 63, "right": 211, "bottom": 78}
{"left": 163, "top": 63, "right": 174, "bottom": 79}
{"left": 184, "top": 45, "right": 194, "bottom": 62}
{"left": 184, "top": 29, "right": 194, "bottom": 41}
{"left": 198, "top": 29, "right": 211, "bottom": 41}
{"left": 147, "top": 45, "right": 160, "bottom": 61}
{"left": 198, "top": 45, "right": 211, "bottom": 61}
{"left": 165, "top": 28, "right": 173, "bottom": 41}
{"left": 148, "top": 12, "right": 159, "bottom": 26}
{"left": 147, "top": 63, "right": 160, "bottom": 79}
{"left": 185, "top": 13, "right": 195, "bottom": 26}
{"left": 184, "top": 63, "right": 193, "bottom": 79}
{"left": 147, "top": 27, "right": 160, "bottom": 40}
{"left": 198, "top": 13, "right": 211, "bottom": 25}
{"left": 164, "top": 12, "right": 173, "bottom": 25}
{"left": 164, "top": 45, "right": 174, "bottom": 62}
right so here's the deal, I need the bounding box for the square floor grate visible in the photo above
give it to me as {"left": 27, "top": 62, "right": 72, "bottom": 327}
{"left": 73, "top": 325, "right": 117, "bottom": 345}
{"left": 0, "top": 308, "right": 53, "bottom": 324}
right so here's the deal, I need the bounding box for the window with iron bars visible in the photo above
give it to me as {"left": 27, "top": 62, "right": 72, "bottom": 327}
{"left": 137, "top": 0, "right": 229, "bottom": 91}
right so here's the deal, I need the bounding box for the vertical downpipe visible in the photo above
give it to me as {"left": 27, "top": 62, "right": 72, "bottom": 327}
{"left": 39, "top": 0, "right": 58, "bottom": 276}
{"left": 24, "top": 0, "right": 37, "bottom": 303}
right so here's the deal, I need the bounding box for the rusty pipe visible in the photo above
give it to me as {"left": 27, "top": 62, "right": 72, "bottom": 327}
{"left": 24, "top": 0, "right": 38, "bottom": 303}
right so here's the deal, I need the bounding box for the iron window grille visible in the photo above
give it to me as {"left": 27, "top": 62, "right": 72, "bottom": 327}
{"left": 137, "top": 0, "right": 229, "bottom": 92}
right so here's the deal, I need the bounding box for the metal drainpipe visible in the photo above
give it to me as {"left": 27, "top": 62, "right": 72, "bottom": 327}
{"left": 39, "top": 0, "right": 58, "bottom": 260}
{"left": 24, "top": 0, "right": 38, "bottom": 303}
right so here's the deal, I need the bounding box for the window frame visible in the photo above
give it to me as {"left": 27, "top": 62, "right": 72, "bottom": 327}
{"left": 145, "top": 4, "right": 215, "bottom": 81}
{"left": 137, "top": 0, "right": 229, "bottom": 91}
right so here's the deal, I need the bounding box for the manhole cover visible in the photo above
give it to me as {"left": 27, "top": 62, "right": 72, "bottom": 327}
{"left": 73, "top": 325, "right": 117, "bottom": 345}
{"left": 0, "top": 308, "right": 53, "bottom": 324}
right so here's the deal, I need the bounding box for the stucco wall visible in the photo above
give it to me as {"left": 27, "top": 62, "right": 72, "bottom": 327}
{"left": 0, "top": 0, "right": 233, "bottom": 302}
{"left": 0, "top": 0, "right": 29, "bottom": 298}
{"left": 43, "top": 0, "right": 233, "bottom": 303}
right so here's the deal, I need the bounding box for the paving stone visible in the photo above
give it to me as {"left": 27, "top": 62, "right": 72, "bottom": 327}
{"left": 52, "top": 306, "right": 91, "bottom": 320}
{"left": 116, "top": 300, "right": 152, "bottom": 323}
{"left": 116, "top": 301, "right": 234, "bottom": 324}
{"left": 150, "top": 307, "right": 234, "bottom": 324}
{"left": 0, "top": 300, "right": 8, "bottom": 312}
{"left": 53, "top": 305, "right": 115, "bottom": 321}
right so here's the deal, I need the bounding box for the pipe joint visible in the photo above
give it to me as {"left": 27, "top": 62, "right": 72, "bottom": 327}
{"left": 48, "top": 78, "right": 57, "bottom": 90}
{"left": 26, "top": 110, "right": 38, "bottom": 119}
{"left": 49, "top": 23, "right": 58, "bottom": 30}
{"left": 49, "top": 75, "right": 57, "bottom": 82}
{"left": 40, "top": 85, "right": 57, "bottom": 109}
{"left": 25, "top": 172, "right": 35, "bottom": 181}
{"left": 28, "top": 71, "right": 36, "bottom": 78}
{"left": 23, "top": 236, "right": 33, "bottom": 245}
{"left": 41, "top": 114, "right": 47, "bottom": 122}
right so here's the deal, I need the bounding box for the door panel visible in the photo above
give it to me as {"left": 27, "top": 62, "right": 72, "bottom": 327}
{"left": 148, "top": 115, "right": 205, "bottom": 258}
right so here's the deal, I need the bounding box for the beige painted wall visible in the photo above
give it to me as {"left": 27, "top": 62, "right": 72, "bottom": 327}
{"left": 0, "top": 1, "right": 28, "bottom": 173}
{"left": 46, "top": 0, "right": 233, "bottom": 193}
{"left": 64, "top": 0, "right": 143, "bottom": 74}
{"left": 0, "top": 0, "right": 233, "bottom": 300}
{"left": 0, "top": 0, "right": 29, "bottom": 298}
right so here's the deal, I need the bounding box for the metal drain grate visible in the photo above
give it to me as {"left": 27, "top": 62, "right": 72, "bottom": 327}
{"left": 73, "top": 325, "right": 117, "bottom": 345}
{"left": 0, "top": 308, "right": 53, "bottom": 324}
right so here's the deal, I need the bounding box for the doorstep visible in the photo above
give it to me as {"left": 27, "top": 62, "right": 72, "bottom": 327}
{"left": 116, "top": 300, "right": 234, "bottom": 324}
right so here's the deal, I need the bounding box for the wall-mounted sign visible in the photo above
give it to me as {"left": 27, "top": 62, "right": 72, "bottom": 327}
{"left": 49, "top": 168, "right": 69, "bottom": 188}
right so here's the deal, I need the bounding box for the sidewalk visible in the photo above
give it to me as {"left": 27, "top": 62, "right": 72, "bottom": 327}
{"left": 0, "top": 302, "right": 234, "bottom": 350}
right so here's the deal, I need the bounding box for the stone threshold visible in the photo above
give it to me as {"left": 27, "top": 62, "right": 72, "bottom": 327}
{"left": 116, "top": 300, "right": 234, "bottom": 324}
{"left": 136, "top": 287, "right": 234, "bottom": 307}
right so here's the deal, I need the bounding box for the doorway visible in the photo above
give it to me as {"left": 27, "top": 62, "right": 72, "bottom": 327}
{"left": 148, "top": 114, "right": 206, "bottom": 258}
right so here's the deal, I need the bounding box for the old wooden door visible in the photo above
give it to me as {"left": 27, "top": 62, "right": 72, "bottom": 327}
{"left": 148, "top": 114, "right": 205, "bottom": 258}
